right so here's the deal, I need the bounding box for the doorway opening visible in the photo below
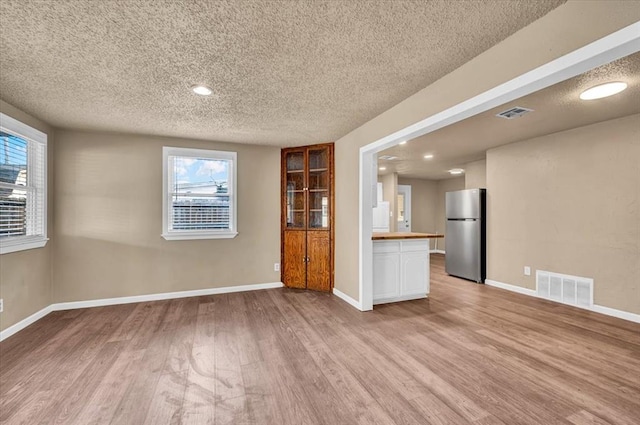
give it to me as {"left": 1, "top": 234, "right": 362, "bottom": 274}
{"left": 397, "top": 185, "right": 411, "bottom": 232}
{"left": 357, "top": 23, "right": 640, "bottom": 311}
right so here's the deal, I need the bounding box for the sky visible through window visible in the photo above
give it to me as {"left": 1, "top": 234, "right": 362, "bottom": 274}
{"left": 0, "top": 132, "right": 27, "bottom": 164}
{"left": 174, "top": 157, "right": 228, "bottom": 186}
{"left": 0, "top": 132, "right": 27, "bottom": 186}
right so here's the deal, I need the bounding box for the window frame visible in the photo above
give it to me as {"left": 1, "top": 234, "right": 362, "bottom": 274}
{"left": 162, "top": 146, "right": 238, "bottom": 240}
{"left": 0, "top": 112, "right": 48, "bottom": 255}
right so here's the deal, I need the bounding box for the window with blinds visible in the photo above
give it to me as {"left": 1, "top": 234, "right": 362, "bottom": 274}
{"left": 0, "top": 113, "right": 48, "bottom": 254}
{"left": 162, "top": 147, "right": 238, "bottom": 240}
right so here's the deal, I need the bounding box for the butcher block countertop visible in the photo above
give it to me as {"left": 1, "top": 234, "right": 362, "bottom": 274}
{"left": 372, "top": 232, "right": 444, "bottom": 240}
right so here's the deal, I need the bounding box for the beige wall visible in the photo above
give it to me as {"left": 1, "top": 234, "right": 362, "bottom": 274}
{"left": 380, "top": 173, "right": 398, "bottom": 231}
{"left": 0, "top": 100, "right": 54, "bottom": 331}
{"left": 333, "top": 1, "right": 640, "bottom": 301}
{"left": 487, "top": 114, "right": 640, "bottom": 314}
{"left": 52, "top": 129, "right": 281, "bottom": 303}
{"left": 465, "top": 159, "right": 487, "bottom": 189}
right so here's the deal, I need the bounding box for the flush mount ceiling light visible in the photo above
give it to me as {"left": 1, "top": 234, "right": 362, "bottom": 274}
{"left": 449, "top": 168, "right": 464, "bottom": 175}
{"left": 579, "top": 81, "right": 627, "bottom": 100}
{"left": 398, "top": 141, "right": 407, "bottom": 145}
{"left": 379, "top": 166, "right": 386, "bottom": 171}
{"left": 191, "top": 85, "right": 213, "bottom": 96}
{"left": 423, "top": 154, "right": 434, "bottom": 159}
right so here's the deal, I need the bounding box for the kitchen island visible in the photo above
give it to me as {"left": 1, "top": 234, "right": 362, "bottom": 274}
{"left": 372, "top": 232, "right": 444, "bottom": 305}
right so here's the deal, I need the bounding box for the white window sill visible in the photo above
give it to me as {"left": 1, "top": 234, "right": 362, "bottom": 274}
{"left": 161, "top": 232, "right": 238, "bottom": 241}
{"left": 0, "top": 237, "right": 49, "bottom": 255}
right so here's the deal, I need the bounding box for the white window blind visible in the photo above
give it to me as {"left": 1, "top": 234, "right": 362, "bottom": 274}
{"left": 0, "top": 113, "right": 48, "bottom": 254}
{"left": 162, "top": 147, "right": 237, "bottom": 240}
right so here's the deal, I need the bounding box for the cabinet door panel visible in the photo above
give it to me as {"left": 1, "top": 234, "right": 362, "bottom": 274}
{"left": 306, "top": 231, "right": 331, "bottom": 292}
{"left": 373, "top": 252, "right": 400, "bottom": 301}
{"left": 283, "top": 231, "right": 306, "bottom": 289}
{"left": 401, "top": 251, "right": 429, "bottom": 297}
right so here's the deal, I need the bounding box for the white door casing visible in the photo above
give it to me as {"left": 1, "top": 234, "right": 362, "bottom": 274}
{"left": 397, "top": 185, "right": 411, "bottom": 232}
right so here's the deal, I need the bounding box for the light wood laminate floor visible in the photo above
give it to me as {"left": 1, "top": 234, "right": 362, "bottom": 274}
{"left": 1, "top": 254, "right": 639, "bottom": 424}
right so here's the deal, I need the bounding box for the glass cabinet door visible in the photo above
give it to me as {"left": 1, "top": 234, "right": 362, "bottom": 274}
{"left": 307, "top": 147, "right": 330, "bottom": 229}
{"left": 285, "top": 151, "right": 306, "bottom": 228}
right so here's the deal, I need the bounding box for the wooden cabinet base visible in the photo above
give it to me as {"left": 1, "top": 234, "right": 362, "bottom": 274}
{"left": 283, "top": 231, "right": 306, "bottom": 289}
{"left": 306, "top": 231, "right": 331, "bottom": 291}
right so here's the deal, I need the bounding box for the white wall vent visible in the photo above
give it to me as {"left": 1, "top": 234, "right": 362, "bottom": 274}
{"left": 379, "top": 155, "right": 398, "bottom": 160}
{"left": 536, "top": 270, "right": 593, "bottom": 309}
{"left": 496, "top": 106, "right": 533, "bottom": 119}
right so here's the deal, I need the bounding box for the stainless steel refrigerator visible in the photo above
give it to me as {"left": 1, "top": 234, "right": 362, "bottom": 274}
{"left": 445, "top": 188, "right": 486, "bottom": 283}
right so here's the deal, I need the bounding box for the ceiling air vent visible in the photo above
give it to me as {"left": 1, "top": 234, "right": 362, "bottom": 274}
{"left": 496, "top": 106, "right": 533, "bottom": 119}
{"left": 379, "top": 155, "right": 398, "bottom": 160}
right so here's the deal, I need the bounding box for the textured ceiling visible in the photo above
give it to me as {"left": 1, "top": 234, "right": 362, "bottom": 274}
{"left": 0, "top": 0, "right": 565, "bottom": 146}
{"left": 378, "top": 52, "right": 640, "bottom": 180}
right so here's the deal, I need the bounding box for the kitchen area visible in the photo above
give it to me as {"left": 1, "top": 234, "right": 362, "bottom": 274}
{"left": 368, "top": 49, "right": 640, "bottom": 317}
{"left": 371, "top": 177, "right": 487, "bottom": 305}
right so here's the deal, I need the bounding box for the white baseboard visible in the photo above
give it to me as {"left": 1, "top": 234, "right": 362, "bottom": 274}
{"left": 374, "top": 294, "right": 427, "bottom": 305}
{"left": 0, "top": 282, "right": 283, "bottom": 342}
{"left": 51, "top": 282, "right": 283, "bottom": 311}
{"left": 591, "top": 304, "right": 640, "bottom": 324}
{"left": 0, "top": 304, "right": 53, "bottom": 342}
{"left": 332, "top": 288, "right": 362, "bottom": 310}
{"left": 485, "top": 279, "right": 640, "bottom": 324}
{"left": 430, "top": 249, "right": 446, "bottom": 254}
{"left": 485, "top": 279, "right": 537, "bottom": 296}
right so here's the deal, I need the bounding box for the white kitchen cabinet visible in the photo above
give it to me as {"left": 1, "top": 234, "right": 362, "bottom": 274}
{"left": 372, "top": 238, "right": 430, "bottom": 304}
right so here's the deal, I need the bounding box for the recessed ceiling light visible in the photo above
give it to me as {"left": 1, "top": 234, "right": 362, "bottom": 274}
{"left": 399, "top": 141, "right": 407, "bottom": 145}
{"left": 379, "top": 166, "right": 386, "bottom": 171}
{"left": 191, "top": 85, "right": 213, "bottom": 96}
{"left": 579, "top": 81, "right": 627, "bottom": 100}
{"left": 424, "top": 154, "right": 434, "bottom": 159}
{"left": 449, "top": 168, "right": 464, "bottom": 175}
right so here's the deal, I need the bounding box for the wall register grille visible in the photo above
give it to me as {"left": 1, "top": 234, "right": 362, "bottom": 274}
{"left": 536, "top": 270, "right": 593, "bottom": 309}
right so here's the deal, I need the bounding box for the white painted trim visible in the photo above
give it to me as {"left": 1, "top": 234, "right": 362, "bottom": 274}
{"left": 485, "top": 279, "right": 537, "bottom": 297}
{"left": 0, "top": 282, "right": 283, "bottom": 342}
{"left": 374, "top": 294, "right": 427, "bottom": 305}
{"left": 51, "top": 282, "right": 283, "bottom": 311}
{"left": 0, "top": 237, "right": 48, "bottom": 255}
{"left": 485, "top": 279, "right": 640, "bottom": 324}
{"left": 359, "top": 150, "right": 375, "bottom": 311}
{"left": 357, "top": 22, "right": 640, "bottom": 319}
{"left": 430, "top": 249, "right": 445, "bottom": 254}
{"left": 333, "top": 288, "right": 363, "bottom": 311}
{"left": 161, "top": 232, "right": 238, "bottom": 240}
{"left": 162, "top": 146, "right": 238, "bottom": 240}
{"left": 0, "top": 112, "right": 48, "bottom": 254}
{"left": 591, "top": 305, "right": 640, "bottom": 324}
{"left": 0, "top": 305, "right": 53, "bottom": 342}
{"left": 0, "top": 112, "right": 47, "bottom": 144}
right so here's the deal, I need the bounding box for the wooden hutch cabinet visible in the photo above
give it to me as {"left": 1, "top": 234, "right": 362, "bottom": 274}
{"left": 281, "top": 143, "right": 334, "bottom": 291}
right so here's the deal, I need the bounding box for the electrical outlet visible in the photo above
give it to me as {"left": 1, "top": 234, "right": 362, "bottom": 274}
{"left": 0, "top": 298, "right": 3, "bottom": 313}
{"left": 524, "top": 266, "right": 531, "bottom": 276}
{"left": 274, "top": 263, "right": 280, "bottom": 272}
